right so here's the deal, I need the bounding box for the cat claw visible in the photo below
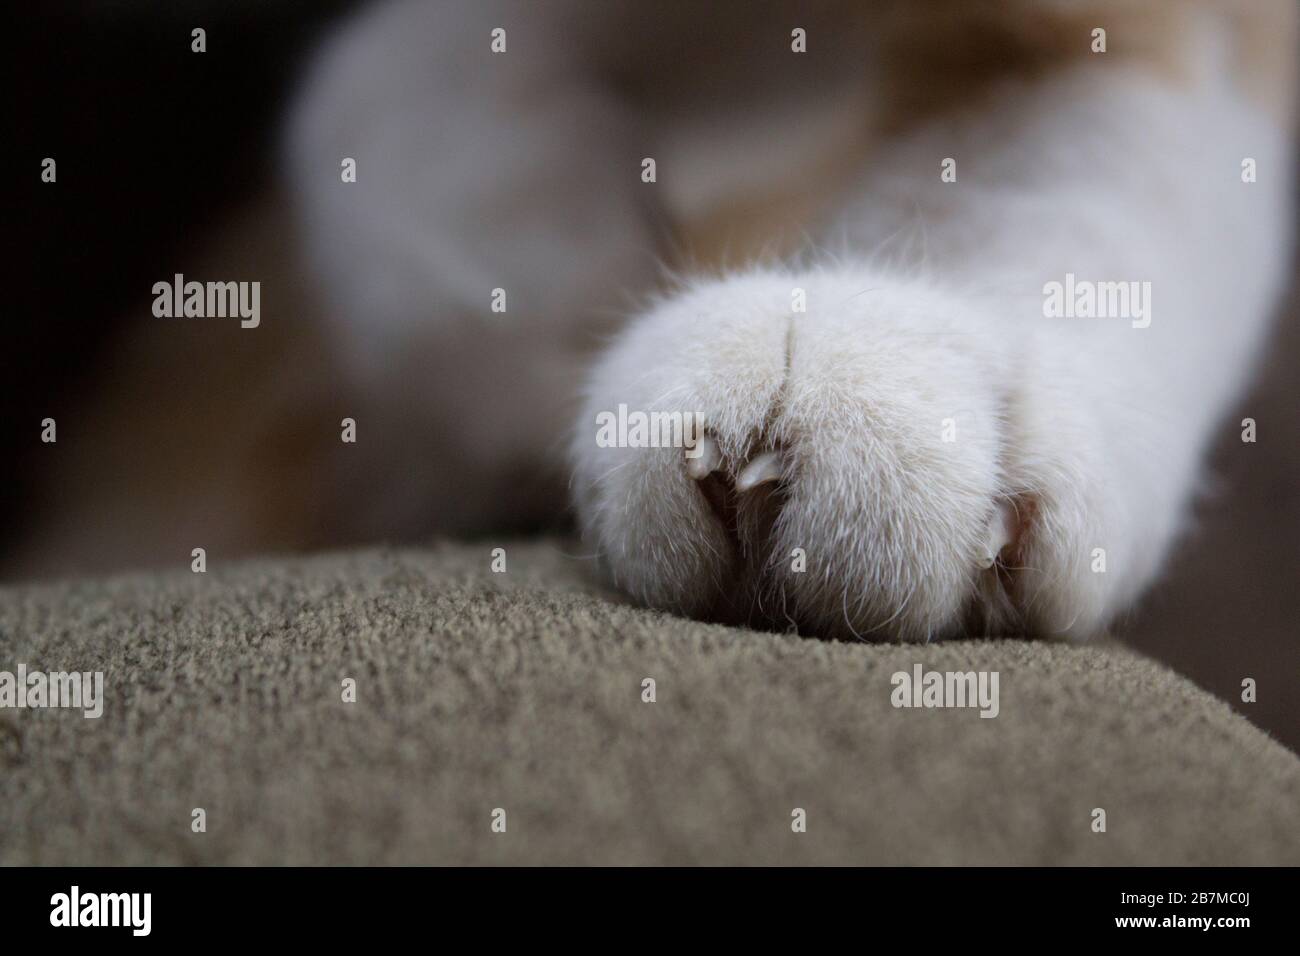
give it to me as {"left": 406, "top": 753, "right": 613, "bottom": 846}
{"left": 683, "top": 439, "right": 783, "bottom": 490}
{"left": 684, "top": 434, "right": 722, "bottom": 479}
{"left": 978, "top": 501, "right": 1016, "bottom": 569}
{"left": 735, "top": 450, "right": 783, "bottom": 492}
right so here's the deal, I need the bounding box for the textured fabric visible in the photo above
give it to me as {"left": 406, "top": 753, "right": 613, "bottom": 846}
{"left": 1, "top": 539, "right": 1296, "bottom": 865}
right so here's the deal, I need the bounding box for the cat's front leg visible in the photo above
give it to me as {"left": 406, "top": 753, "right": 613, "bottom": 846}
{"left": 570, "top": 268, "right": 1133, "bottom": 641}
{"left": 572, "top": 26, "right": 1295, "bottom": 640}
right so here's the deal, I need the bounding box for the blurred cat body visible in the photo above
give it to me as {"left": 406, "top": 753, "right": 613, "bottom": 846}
{"left": 15, "top": 0, "right": 1296, "bottom": 643}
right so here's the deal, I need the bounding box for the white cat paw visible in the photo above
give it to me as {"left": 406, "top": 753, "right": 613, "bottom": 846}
{"left": 572, "top": 269, "right": 1125, "bottom": 642}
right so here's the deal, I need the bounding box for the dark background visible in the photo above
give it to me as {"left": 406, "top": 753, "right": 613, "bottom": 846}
{"left": 9, "top": 0, "right": 359, "bottom": 546}
{"left": 8, "top": 1, "right": 1298, "bottom": 751}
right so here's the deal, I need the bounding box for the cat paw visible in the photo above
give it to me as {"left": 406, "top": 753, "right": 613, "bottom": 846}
{"left": 571, "top": 269, "right": 1119, "bottom": 641}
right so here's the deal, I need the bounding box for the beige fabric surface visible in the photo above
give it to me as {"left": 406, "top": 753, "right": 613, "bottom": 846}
{"left": 1, "top": 539, "right": 1296, "bottom": 865}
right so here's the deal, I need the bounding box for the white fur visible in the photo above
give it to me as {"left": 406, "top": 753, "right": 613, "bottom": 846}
{"left": 573, "top": 64, "right": 1292, "bottom": 641}
{"left": 287, "top": 1, "right": 1293, "bottom": 640}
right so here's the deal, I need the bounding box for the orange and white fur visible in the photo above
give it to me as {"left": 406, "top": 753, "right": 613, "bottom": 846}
{"left": 284, "top": 0, "right": 1296, "bottom": 641}
{"left": 22, "top": 1, "right": 1291, "bottom": 644}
